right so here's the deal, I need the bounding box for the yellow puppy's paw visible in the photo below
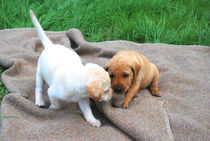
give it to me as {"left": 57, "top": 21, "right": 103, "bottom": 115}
{"left": 150, "top": 89, "right": 161, "bottom": 97}
{"left": 121, "top": 102, "right": 129, "bottom": 109}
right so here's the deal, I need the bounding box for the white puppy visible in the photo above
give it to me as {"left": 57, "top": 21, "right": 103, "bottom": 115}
{"left": 30, "top": 10, "right": 112, "bottom": 127}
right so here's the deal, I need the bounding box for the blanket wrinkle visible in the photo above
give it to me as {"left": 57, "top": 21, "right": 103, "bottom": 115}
{"left": 159, "top": 101, "right": 174, "bottom": 141}
{"left": 0, "top": 28, "right": 209, "bottom": 141}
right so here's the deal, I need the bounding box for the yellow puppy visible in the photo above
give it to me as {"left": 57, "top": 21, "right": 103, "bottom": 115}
{"left": 104, "top": 50, "right": 161, "bottom": 109}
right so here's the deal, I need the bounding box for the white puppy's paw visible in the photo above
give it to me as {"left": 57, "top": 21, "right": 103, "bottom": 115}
{"left": 48, "top": 104, "right": 55, "bottom": 109}
{"left": 48, "top": 104, "right": 61, "bottom": 110}
{"left": 35, "top": 98, "right": 46, "bottom": 107}
{"left": 88, "top": 119, "right": 102, "bottom": 127}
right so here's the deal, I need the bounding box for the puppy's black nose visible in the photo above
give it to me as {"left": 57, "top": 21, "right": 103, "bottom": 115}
{"left": 114, "top": 86, "right": 123, "bottom": 93}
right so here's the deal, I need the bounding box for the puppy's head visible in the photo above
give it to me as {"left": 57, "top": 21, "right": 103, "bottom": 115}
{"left": 86, "top": 63, "right": 112, "bottom": 101}
{"left": 104, "top": 55, "right": 140, "bottom": 94}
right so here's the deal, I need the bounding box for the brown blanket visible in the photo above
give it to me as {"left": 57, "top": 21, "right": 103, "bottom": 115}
{"left": 0, "top": 28, "right": 209, "bottom": 141}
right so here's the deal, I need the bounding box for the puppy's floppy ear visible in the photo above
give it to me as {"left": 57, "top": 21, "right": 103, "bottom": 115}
{"left": 130, "top": 61, "right": 141, "bottom": 80}
{"left": 104, "top": 61, "right": 110, "bottom": 72}
{"left": 87, "top": 80, "right": 102, "bottom": 101}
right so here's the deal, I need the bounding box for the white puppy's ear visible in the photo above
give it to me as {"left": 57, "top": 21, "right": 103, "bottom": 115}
{"left": 87, "top": 80, "right": 102, "bottom": 101}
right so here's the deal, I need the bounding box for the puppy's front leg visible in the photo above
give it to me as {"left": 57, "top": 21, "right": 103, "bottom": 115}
{"left": 122, "top": 80, "right": 141, "bottom": 109}
{"left": 78, "top": 98, "right": 101, "bottom": 127}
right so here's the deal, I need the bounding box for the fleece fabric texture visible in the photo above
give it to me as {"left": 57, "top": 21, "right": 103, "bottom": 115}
{"left": 0, "top": 28, "right": 209, "bottom": 141}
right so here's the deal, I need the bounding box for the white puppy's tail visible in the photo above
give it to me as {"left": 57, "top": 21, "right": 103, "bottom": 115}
{"left": 30, "top": 10, "right": 53, "bottom": 48}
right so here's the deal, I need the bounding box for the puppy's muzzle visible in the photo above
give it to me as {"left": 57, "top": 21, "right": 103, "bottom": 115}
{"left": 113, "top": 86, "right": 123, "bottom": 93}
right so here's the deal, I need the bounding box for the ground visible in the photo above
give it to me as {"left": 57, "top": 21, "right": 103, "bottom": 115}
{"left": 0, "top": 0, "right": 209, "bottom": 102}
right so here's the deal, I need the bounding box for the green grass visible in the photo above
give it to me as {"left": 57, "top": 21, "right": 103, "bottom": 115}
{"left": 0, "top": 0, "right": 209, "bottom": 45}
{"left": 0, "top": 0, "right": 209, "bottom": 102}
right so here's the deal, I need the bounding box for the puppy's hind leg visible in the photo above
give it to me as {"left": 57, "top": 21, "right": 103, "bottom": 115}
{"left": 78, "top": 98, "right": 101, "bottom": 127}
{"left": 149, "top": 65, "right": 161, "bottom": 97}
{"left": 35, "top": 67, "right": 46, "bottom": 107}
{"left": 48, "top": 97, "right": 62, "bottom": 109}
{"left": 48, "top": 87, "right": 62, "bottom": 109}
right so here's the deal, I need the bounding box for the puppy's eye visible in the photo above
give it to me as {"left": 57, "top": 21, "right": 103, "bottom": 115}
{"left": 122, "top": 74, "right": 129, "bottom": 78}
{"left": 105, "top": 88, "right": 112, "bottom": 94}
{"left": 110, "top": 74, "right": 115, "bottom": 78}
{"left": 105, "top": 89, "right": 109, "bottom": 93}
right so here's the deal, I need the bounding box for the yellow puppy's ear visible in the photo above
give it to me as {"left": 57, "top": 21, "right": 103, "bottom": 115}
{"left": 87, "top": 80, "right": 102, "bottom": 101}
{"left": 130, "top": 61, "right": 141, "bottom": 80}
{"left": 104, "top": 61, "right": 111, "bottom": 72}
